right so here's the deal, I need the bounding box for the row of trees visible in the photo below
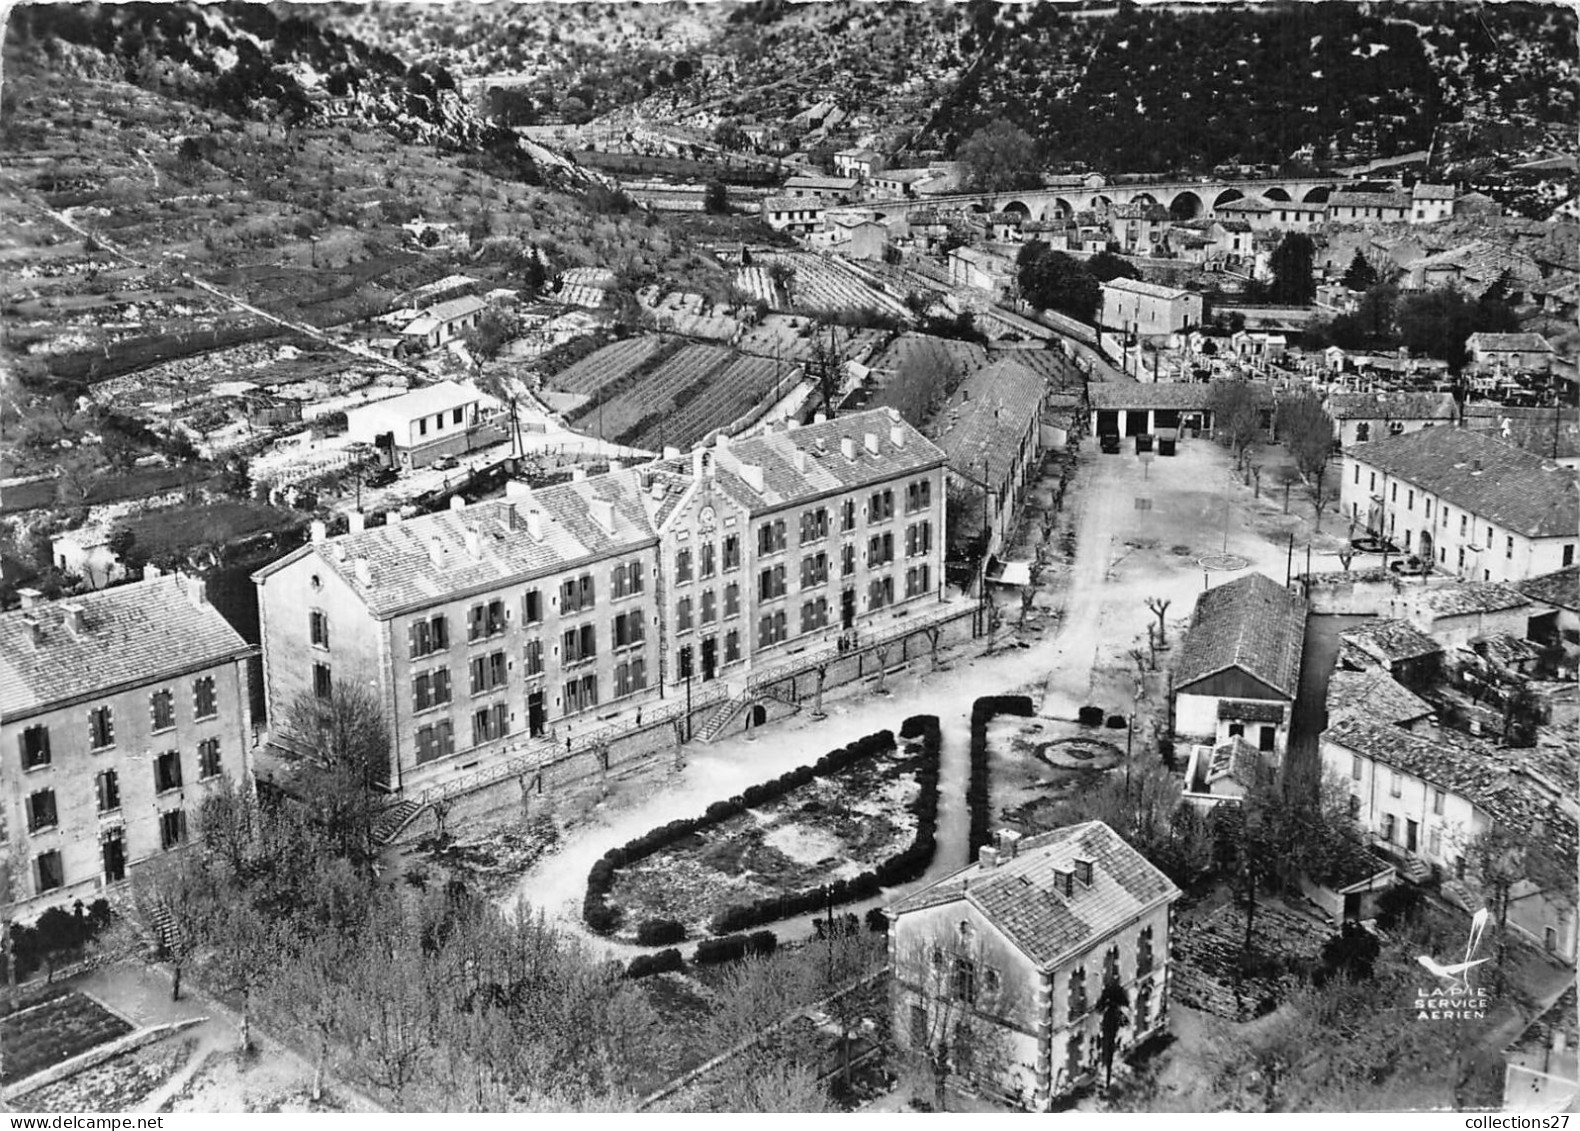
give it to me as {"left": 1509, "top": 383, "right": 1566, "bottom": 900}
{"left": 1015, "top": 244, "right": 1140, "bottom": 323}
{"left": 1306, "top": 274, "right": 1521, "bottom": 372}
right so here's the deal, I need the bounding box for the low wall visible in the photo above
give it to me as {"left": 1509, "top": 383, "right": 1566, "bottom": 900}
{"left": 1298, "top": 568, "right": 1403, "bottom": 614}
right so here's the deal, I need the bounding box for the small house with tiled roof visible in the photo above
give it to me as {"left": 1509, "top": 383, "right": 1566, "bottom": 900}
{"left": 1466, "top": 332, "right": 1556, "bottom": 375}
{"left": 1411, "top": 183, "right": 1457, "bottom": 225}
{"left": 1338, "top": 617, "right": 1444, "bottom": 689}
{"left": 1098, "top": 276, "right": 1203, "bottom": 337}
{"left": 1181, "top": 735, "right": 1268, "bottom": 810}
{"left": 1324, "top": 390, "right": 1459, "bottom": 449}
{"left": 885, "top": 822, "right": 1182, "bottom": 1110}
{"left": 1173, "top": 572, "right": 1307, "bottom": 755}
{"left": 1321, "top": 716, "right": 1576, "bottom": 959}
{"left": 1, "top": 576, "right": 256, "bottom": 919}
{"left": 1341, "top": 427, "right": 1578, "bottom": 585}
{"left": 1516, "top": 565, "right": 1580, "bottom": 649}
{"left": 1395, "top": 580, "right": 1532, "bottom": 649}
{"left": 1325, "top": 669, "right": 1435, "bottom": 731}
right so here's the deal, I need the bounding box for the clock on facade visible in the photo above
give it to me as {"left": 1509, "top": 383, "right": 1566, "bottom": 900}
{"left": 698, "top": 504, "right": 717, "bottom": 528}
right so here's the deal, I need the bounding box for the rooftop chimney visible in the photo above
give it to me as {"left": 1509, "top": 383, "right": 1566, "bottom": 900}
{"left": 348, "top": 511, "right": 366, "bottom": 534}
{"left": 890, "top": 425, "right": 906, "bottom": 449}
{"left": 864, "top": 432, "right": 881, "bottom": 456}
{"left": 22, "top": 613, "right": 42, "bottom": 644}
{"left": 814, "top": 412, "right": 828, "bottom": 425}
{"left": 428, "top": 536, "right": 446, "bottom": 568}
{"left": 450, "top": 495, "right": 467, "bottom": 511}
{"left": 692, "top": 447, "right": 707, "bottom": 480}
{"left": 979, "top": 846, "right": 1000, "bottom": 869}
{"left": 505, "top": 480, "right": 531, "bottom": 499}
{"left": 183, "top": 574, "right": 208, "bottom": 607}
{"left": 996, "top": 829, "right": 1022, "bottom": 859}
{"left": 572, "top": 467, "right": 586, "bottom": 482}
{"left": 525, "top": 508, "right": 544, "bottom": 541}
{"left": 353, "top": 557, "right": 372, "bottom": 586}
{"left": 663, "top": 446, "right": 681, "bottom": 460}
{"left": 886, "top": 406, "right": 901, "bottom": 424}
{"left": 1074, "top": 857, "right": 1095, "bottom": 887}
{"left": 793, "top": 449, "right": 809, "bottom": 473}
{"left": 463, "top": 527, "right": 481, "bottom": 559}
{"left": 592, "top": 498, "right": 618, "bottom": 534}
{"left": 310, "top": 520, "right": 327, "bottom": 543}
{"left": 386, "top": 511, "right": 402, "bottom": 525}
{"left": 62, "top": 602, "right": 86, "bottom": 635}
{"left": 1471, "top": 459, "right": 1483, "bottom": 474}
{"left": 17, "top": 587, "right": 41, "bottom": 610}
{"left": 785, "top": 419, "right": 800, "bottom": 432}
{"left": 1055, "top": 866, "right": 1076, "bottom": 898}
{"left": 840, "top": 436, "right": 857, "bottom": 461}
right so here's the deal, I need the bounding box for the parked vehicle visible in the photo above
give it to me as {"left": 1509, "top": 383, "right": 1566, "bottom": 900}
{"left": 1389, "top": 555, "right": 1432, "bottom": 576}
{"left": 1099, "top": 433, "right": 1122, "bottom": 454}
{"left": 366, "top": 466, "right": 398, "bottom": 488}
{"left": 1350, "top": 536, "right": 1399, "bottom": 555}
{"left": 1134, "top": 433, "right": 1154, "bottom": 454}
{"left": 432, "top": 455, "right": 459, "bottom": 471}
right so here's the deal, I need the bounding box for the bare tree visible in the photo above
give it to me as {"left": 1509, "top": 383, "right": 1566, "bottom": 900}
{"left": 283, "top": 679, "right": 392, "bottom": 867}
{"left": 1278, "top": 389, "right": 1336, "bottom": 532}
{"left": 1143, "top": 597, "right": 1171, "bottom": 645}
{"left": 1210, "top": 380, "right": 1262, "bottom": 471}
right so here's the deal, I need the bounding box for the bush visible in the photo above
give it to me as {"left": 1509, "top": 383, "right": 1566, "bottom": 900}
{"left": 636, "top": 918, "right": 686, "bottom": 946}
{"left": 625, "top": 948, "right": 685, "bottom": 980}
{"left": 746, "top": 930, "right": 778, "bottom": 957}
{"left": 1078, "top": 706, "right": 1105, "bottom": 726}
{"left": 1106, "top": 714, "right": 1128, "bottom": 729}
{"left": 967, "top": 696, "right": 1034, "bottom": 859}
{"left": 695, "top": 934, "right": 751, "bottom": 965}
{"left": 866, "top": 907, "right": 891, "bottom": 933}
{"left": 899, "top": 714, "right": 937, "bottom": 740}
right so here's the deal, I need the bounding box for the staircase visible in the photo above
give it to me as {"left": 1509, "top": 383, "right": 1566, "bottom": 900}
{"left": 1398, "top": 855, "right": 1432, "bottom": 883}
{"left": 695, "top": 691, "right": 751, "bottom": 744}
{"left": 371, "top": 799, "right": 426, "bottom": 847}
{"left": 149, "top": 898, "right": 183, "bottom": 955}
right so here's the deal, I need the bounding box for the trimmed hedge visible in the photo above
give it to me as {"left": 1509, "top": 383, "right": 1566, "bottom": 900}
{"left": 968, "top": 696, "right": 1036, "bottom": 861}
{"left": 624, "top": 948, "right": 685, "bottom": 980}
{"left": 703, "top": 715, "right": 943, "bottom": 936}
{"left": 636, "top": 918, "right": 686, "bottom": 946}
{"left": 583, "top": 728, "right": 898, "bottom": 936}
{"left": 694, "top": 930, "right": 779, "bottom": 966}
{"left": 1077, "top": 706, "right": 1105, "bottom": 727}
{"left": 866, "top": 907, "right": 891, "bottom": 934}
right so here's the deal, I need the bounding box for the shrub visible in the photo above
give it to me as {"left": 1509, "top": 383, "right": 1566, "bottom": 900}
{"left": 746, "top": 930, "right": 778, "bottom": 957}
{"left": 899, "top": 714, "right": 936, "bottom": 740}
{"left": 866, "top": 907, "right": 890, "bottom": 933}
{"left": 695, "top": 934, "right": 751, "bottom": 965}
{"left": 1106, "top": 714, "right": 1128, "bottom": 729}
{"left": 636, "top": 918, "right": 686, "bottom": 946}
{"left": 625, "top": 948, "right": 685, "bottom": 979}
{"left": 1078, "top": 706, "right": 1105, "bottom": 727}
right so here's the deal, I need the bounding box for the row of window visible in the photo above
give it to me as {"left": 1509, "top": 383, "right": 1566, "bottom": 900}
{"left": 32, "top": 815, "right": 181, "bottom": 896}
{"left": 17, "top": 679, "right": 221, "bottom": 771}
{"left": 404, "top": 567, "right": 646, "bottom": 662}
{"left": 25, "top": 744, "right": 222, "bottom": 836}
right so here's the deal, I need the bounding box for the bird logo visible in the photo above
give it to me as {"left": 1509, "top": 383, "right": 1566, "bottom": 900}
{"left": 1416, "top": 907, "right": 1490, "bottom": 995}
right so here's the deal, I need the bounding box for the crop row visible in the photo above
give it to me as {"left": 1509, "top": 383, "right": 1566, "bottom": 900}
{"left": 581, "top": 343, "right": 737, "bottom": 444}
{"left": 625, "top": 353, "right": 784, "bottom": 452}
{"left": 550, "top": 336, "right": 666, "bottom": 396}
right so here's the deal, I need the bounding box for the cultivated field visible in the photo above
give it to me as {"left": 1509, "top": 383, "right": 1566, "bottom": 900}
{"left": 739, "top": 252, "right": 914, "bottom": 321}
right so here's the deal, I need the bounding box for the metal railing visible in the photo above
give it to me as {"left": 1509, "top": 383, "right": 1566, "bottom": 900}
{"left": 745, "top": 600, "right": 974, "bottom": 695}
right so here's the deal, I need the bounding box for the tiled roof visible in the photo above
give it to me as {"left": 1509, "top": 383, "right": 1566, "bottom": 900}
{"left": 888, "top": 821, "right": 1180, "bottom": 970}
{"left": 762, "top": 195, "right": 823, "bottom": 212}
{"left": 1340, "top": 618, "right": 1443, "bottom": 664}
{"left": 695, "top": 408, "right": 945, "bottom": 517}
{"left": 1466, "top": 332, "right": 1554, "bottom": 353}
{"left": 1220, "top": 197, "right": 1270, "bottom": 213}
{"left": 1101, "top": 277, "right": 1194, "bottom": 302}
{"left": 1206, "top": 736, "right": 1261, "bottom": 786}
{"left": 930, "top": 359, "right": 1048, "bottom": 477}
{"left": 1347, "top": 428, "right": 1579, "bottom": 538}
{"left": 1325, "top": 670, "right": 1434, "bottom": 727}
{"left": 255, "top": 473, "right": 663, "bottom": 618}
{"left": 1088, "top": 379, "right": 1276, "bottom": 413}
{"left": 1217, "top": 699, "right": 1285, "bottom": 722}
{"left": 1323, "top": 719, "right": 1577, "bottom": 862}
{"left": 1420, "top": 580, "right": 1530, "bottom": 618}
{"left": 1471, "top": 631, "right": 1540, "bottom": 668}
{"left": 0, "top": 575, "right": 253, "bottom": 717}
{"left": 1330, "top": 191, "right": 1410, "bottom": 209}
{"left": 1175, "top": 572, "right": 1307, "bottom": 698}
{"left": 423, "top": 294, "right": 490, "bottom": 323}
{"left": 1412, "top": 183, "right": 1457, "bottom": 200}
{"left": 1325, "top": 391, "right": 1458, "bottom": 421}
{"left": 1516, "top": 565, "right": 1580, "bottom": 611}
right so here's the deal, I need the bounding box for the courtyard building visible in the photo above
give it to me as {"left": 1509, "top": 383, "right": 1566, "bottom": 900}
{"left": 1340, "top": 428, "right": 1579, "bottom": 583}
{"left": 886, "top": 822, "right": 1182, "bottom": 1110}
{"left": 343, "top": 380, "right": 495, "bottom": 471}
{"left": 1099, "top": 278, "right": 1203, "bottom": 337}
{"left": 1323, "top": 390, "right": 1459, "bottom": 449}
{"left": 1465, "top": 332, "right": 1557, "bottom": 375}
{"left": 0, "top": 576, "right": 256, "bottom": 920}
{"left": 1172, "top": 572, "right": 1307, "bottom": 756}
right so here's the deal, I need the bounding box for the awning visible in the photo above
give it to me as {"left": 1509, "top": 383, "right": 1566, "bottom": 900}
{"left": 990, "top": 560, "right": 1034, "bottom": 587}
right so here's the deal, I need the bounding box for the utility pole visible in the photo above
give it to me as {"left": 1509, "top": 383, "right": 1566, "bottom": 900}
{"left": 1286, "top": 531, "right": 1295, "bottom": 588}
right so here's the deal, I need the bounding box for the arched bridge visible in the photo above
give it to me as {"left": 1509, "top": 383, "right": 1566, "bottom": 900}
{"left": 837, "top": 176, "right": 1348, "bottom": 223}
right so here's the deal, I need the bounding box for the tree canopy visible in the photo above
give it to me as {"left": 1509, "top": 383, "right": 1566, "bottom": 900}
{"left": 1268, "top": 233, "right": 1317, "bottom": 306}
{"left": 956, "top": 119, "right": 1042, "bottom": 193}
{"left": 1016, "top": 242, "right": 1101, "bottom": 323}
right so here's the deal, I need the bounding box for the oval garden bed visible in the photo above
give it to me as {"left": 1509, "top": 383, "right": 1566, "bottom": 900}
{"left": 586, "top": 718, "right": 940, "bottom": 944}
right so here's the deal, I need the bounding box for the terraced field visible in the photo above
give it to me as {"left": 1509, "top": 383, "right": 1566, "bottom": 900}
{"left": 573, "top": 342, "right": 735, "bottom": 447}
{"left": 624, "top": 352, "right": 789, "bottom": 453}
{"left": 549, "top": 335, "right": 668, "bottom": 396}
{"left": 740, "top": 252, "right": 914, "bottom": 321}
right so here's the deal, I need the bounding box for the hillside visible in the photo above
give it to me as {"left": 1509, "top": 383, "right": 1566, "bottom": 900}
{"left": 928, "top": 1, "right": 1577, "bottom": 174}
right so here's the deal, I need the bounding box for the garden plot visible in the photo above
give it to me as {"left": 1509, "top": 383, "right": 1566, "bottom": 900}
{"left": 606, "top": 749, "right": 922, "bottom": 942}
{"left": 640, "top": 289, "right": 739, "bottom": 340}
{"left": 986, "top": 714, "right": 1126, "bottom": 835}
{"left": 623, "top": 352, "right": 785, "bottom": 452}
{"left": 734, "top": 315, "right": 888, "bottom": 366}
{"left": 27, "top": 1037, "right": 196, "bottom": 1114}
{"left": 573, "top": 342, "right": 736, "bottom": 447}
{"left": 747, "top": 252, "right": 914, "bottom": 321}
{"left": 1170, "top": 900, "right": 1327, "bottom": 1022}
{"left": 1, "top": 991, "right": 134, "bottom": 1085}
{"left": 548, "top": 335, "right": 668, "bottom": 397}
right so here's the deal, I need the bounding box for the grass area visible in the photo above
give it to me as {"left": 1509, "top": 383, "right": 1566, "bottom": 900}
{"left": 0, "top": 992, "right": 134, "bottom": 1084}
{"left": 28, "top": 1036, "right": 195, "bottom": 1114}
{"left": 1, "top": 463, "right": 214, "bottom": 515}
{"left": 121, "top": 500, "right": 305, "bottom": 561}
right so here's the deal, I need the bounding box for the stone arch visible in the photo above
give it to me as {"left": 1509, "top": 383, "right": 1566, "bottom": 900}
{"left": 969, "top": 201, "right": 989, "bottom": 214}
{"left": 1212, "top": 188, "right": 1245, "bottom": 211}
{"left": 1001, "top": 200, "right": 1031, "bottom": 218}
{"left": 1091, "top": 195, "right": 1113, "bottom": 215}
{"left": 1169, "top": 190, "right": 1205, "bottom": 220}
{"left": 1263, "top": 187, "right": 1292, "bottom": 202}
{"left": 1051, "top": 197, "right": 1075, "bottom": 219}
{"left": 1131, "top": 192, "right": 1159, "bottom": 210}
{"left": 1302, "top": 185, "right": 1333, "bottom": 204}
{"left": 748, "top": 702, "right": 768, "bottom": 729}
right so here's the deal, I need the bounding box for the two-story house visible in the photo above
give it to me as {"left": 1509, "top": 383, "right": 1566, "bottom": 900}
{"left": 1172, "top": 572, "right": 1307, "bottom": 755}
{"left": 0, "top": 576, "right": 255, "bottom": 919}
{"left": 253, "top": 477, "right": 665, "bottom": 796}
{"left": 886, "top": 822, "right": 1182, "bottom": 1110}
{"left": 1341, "top": 428, "right": 1579, "bottom": 583}
{"left": 1321, "top": 716, "right": 1577, "bottom": 962}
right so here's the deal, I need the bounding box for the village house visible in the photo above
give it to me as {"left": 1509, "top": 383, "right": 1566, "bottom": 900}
{"left": 987, "top": 212, "right": 1023, "bottom": 243}
{"left": 1180, "top": 735, "right": 1263, "bottom": 810}
{"left": 1405, "top": 243, "right": 1544, "bottom": 301}
{"left": 1263, "top": 199, "right": 1327, "bottom": 231}
{"left": 832, "top": 148, "right": 885, "bottom": 181}
{"left": 1394, "top": 581, "right": 1532, "bottom": 650}
{"left": 886, "top": 822, "right": 1182, "bottom": 1110}
{"left": 1099, "top": 278, "right": 1203, "bottom": 337}
{"left": 1172, "top": 572, "right": 1307, "bottom": 755}
{"left": 1214, "top": 196, "right": 1273, "bottom": 229}
{"left": 867, "top": 167, "right": 938, "bottom": 199}
{"left": 1327, "top": 191, "right": 1411, "bottom": 224}
{"left": 1411, "top": 183, "right": 1458, "bottom": 224}
{"left": 1321, "top": 716, "right": 1576, "bottom": 961}
{"left": 948, "top": 246, "right": 1016, "bottom": 297}
{"left": 1323, "top": 390, "right": 1459, "bottom": 448}
{"left": 813, "top": 215, "right": 889, "bottom": 261}
{"left": 1107, "top": 203, "right": 1172, "bottom": 254}
{"left": 783, "top": 173, "right": 860, "bottom": 203}
{"left": 1516, "top": 565, "right": 1580, "bottom": 651}
{"left": 1341, "top": 428, "right": 1578, "bottom": 583}
{"left": 399, "top": 294, "right": 490, "bottom": 352}
{"left": 930, "top": 358, "right": 1051, "bottom": 570}
{"left": 405, "top": 273, "right": 482, "bottom": 310}
{"left": 1325, "top": 669, "right": 1435, "bottom": 731}
{"left": 344, "top": 381, "right": 496, "bottom": 471}
{"left": 1466, "top": 332, "right": 1557, "bottom": 375}
{"left": 1337, "top": 618, "right": 1445, "bottom": 689}
{"left": 49, "top": 526, "right": 124, "bottom": 591}
{"left": 761, "top": 195, "right": 828, "bottom": 236}
{"left": 1209, "top": 219, "right": 1254, "bottom": 262}
{"left": 0, "top": 576, "right": 255, "bottom": 919}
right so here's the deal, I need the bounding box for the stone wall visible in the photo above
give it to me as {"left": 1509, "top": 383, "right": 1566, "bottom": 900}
{"left": 1297, "top": 568, "right": 1403, "bottom": 614}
